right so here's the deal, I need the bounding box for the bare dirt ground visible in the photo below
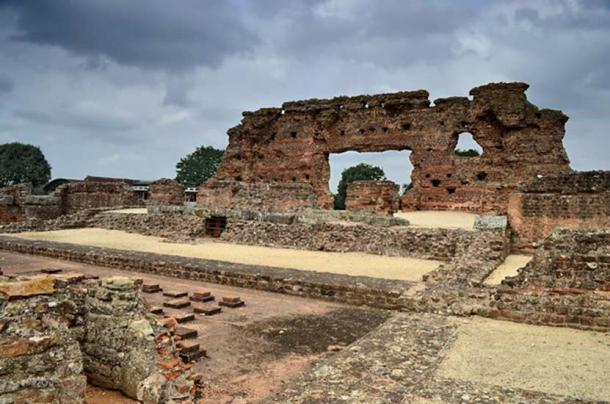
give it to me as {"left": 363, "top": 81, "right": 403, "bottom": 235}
{"left": 394, "top": 210, "right": 477, "bottom": 230}
{"left": 12, "top": 228, "right": 441, "bottom": 281}
{"left": 438, "top": 316, "right": 610, "bottom": 402}
{"left": 483, "top": 254, "right": 532, "bottom": 285}
{"left": 0, "top": 251, "right": 390, "bottom": 403}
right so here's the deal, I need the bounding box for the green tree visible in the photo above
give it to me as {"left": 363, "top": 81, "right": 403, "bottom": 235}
{"left": 0, "top": 142, "right": 51, "bottom": 188}
{"left": 175, "top": 145, "right": 224, "bottom": 188}
{"left": 334, "top": 163, "right": 385, "bottom": 210}
{"left": 454, "top": 148, "right": 481, "bottom": 157}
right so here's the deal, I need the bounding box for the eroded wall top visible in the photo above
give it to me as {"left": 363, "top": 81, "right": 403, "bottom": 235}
{"left": 202, "top": 82, "right": 572, "bottom": 213}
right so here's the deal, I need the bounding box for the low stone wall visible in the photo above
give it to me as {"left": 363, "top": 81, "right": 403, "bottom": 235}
{"left": 0, "top": 274, "right": 202, "bottom": 403}
{"left": 490, "top": 229, "right": 610, "bottom": 330}
{"left": 221, "top": 219, "right": 478, "bottom": 261}
{"left": 346, "top": 180, "right": 400, "bottom": 216}
{"left": 198, "top": 180, "right": 319, "bottom": 213}
{"left": 0, "top": 236, "right": 413, "bottom": 310}
{"left": 149, "top": 178, "right": 184, "bottom": 206}
{"left": 508, "top": 171, "right": 610, "bottom": 247}
{"left": 90, "top": 212, "right": 206, "bottom": 241}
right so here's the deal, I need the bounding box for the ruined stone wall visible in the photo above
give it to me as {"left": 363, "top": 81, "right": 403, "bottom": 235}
{"left": 491, "top": 229, "right": 610, "bottom": 330}
{"left": 0, "top": 184, "right": 64, "bottom": 224}
{"left": 60, "top": 181, "right": 143, "bottom": 214}
{"left": 198, "top": 180, "right": 318, "bottom": 213}
{"left": 148, "top": 178, "right": 184, "bottom": 206}
{"left": 508, "top": 171, "right": 610, "bottom": 246}
{"left": 346, "top": 180, "right": 400, "bottom": 215}
{"left": 201, "top": 82, "right": 571, "bottom": 213}
{"left": 0, "top": 181, "right": 145, "bottom": 224}
{"left": 0, "top": 274, "right": 202, "bottom": 403}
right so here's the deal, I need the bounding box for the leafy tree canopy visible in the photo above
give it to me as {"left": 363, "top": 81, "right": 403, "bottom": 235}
{"left": 175, "top": 145, "right": 224, "bottom": 188}
{"left": 0, "top": 142, "right": 51, "bottom": 188}
{"left": 333, "top": 163, "right": 385, "bottom": 210}
{"left": 454, "top": 148, "right": 481, "bottom": 157}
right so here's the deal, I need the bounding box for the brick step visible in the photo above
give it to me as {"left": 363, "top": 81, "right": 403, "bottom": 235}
{"left": 163, "top": 290, "right": 188, "bottom": 298}
{"left": 179, "top": 348, "right": 206, "bottom": 363}
{"left": 193, "top": 306, "right": 221, "bottom": 316}
{"left": 174, "top": 326, "right": 197, "bottom": 339}
{"left": 150, "top": 306, "right": 164, "bottom": 315}
{"left": 143, "top": 283, "right": 162, "bottom": 293}
{"left": 219, "top": 296, "right": 245, "bottom": 308}
{"left": 164, "top": 299, "right": 191, "bottom": 309}
{"left": 175, "top": 313, "right": 195, "bottom": 323}
{"left": 190, "top": 290, "right": 214, "bottom": 302}
{"left": 177, "top": 340, "right": 200, "bottom": 353}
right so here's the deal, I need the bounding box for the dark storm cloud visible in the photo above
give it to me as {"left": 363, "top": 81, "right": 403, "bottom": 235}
{"left": 1, "top": 0, "right": 257, "bottom": 71}
{"left": 0, "top": 74, "right": 13, "bottom": 93}
{"left": 248, "top": 0, "right": 480, "bottom": 65}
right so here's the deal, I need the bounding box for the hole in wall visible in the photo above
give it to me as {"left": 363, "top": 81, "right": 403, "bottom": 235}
{"left": 447, "top": 187, "right": 456, "bottom": 194}
{"left": 328, "top": 150, "right": 413, "bottom": 209}
{"left": 401, "top": 122, "right": 412, "bottom": 130}
{"left": 454, "top": 132, "right": 483, "bottom": 157}
{"left": 431, "top": 179, "right": 441, "bottom": 187}
{"left": 476, "top": 172, "right": 488, "bottom": 181}
{"left": 290, "top": 131, "right": 297, "bottom": 138}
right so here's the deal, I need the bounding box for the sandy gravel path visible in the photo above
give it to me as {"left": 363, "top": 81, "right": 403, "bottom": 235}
{"left": 483, "top": 254, "right": 532, "bottom": 285}
{"left": 437, "top": 317, "right": 610, "bottom": 402}
{"left": 13, "top": 228, "right": 441, "bottom": 281}
{"left": 394, "top": 211, "right": 477, "bottom": 230}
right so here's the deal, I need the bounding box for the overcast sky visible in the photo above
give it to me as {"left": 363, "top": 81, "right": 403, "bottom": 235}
{"left": 0, "top": 0, "right": 608, "bottom": 191}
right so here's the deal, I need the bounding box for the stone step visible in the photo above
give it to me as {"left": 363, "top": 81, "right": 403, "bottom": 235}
{"left": 175, "top": 313, "right": 195, "bottom": 323}
{"left": 163, "top": 290, "right": 188, "bottom": 298}
{"left": 164, "top": 299, "right": 191, "bottom": 309}
{"left": 174, "top": 326, "right": 197, "bottom": 339}
{"left": 193, "top": 306, "right": 221, "bottom": 316}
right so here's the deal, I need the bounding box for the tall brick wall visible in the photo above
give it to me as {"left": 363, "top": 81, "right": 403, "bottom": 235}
{"left": 346, "top": 180, "right": 400, "bottom": 215}
{"left": 200, "top": 82, "right": 571, "bottom": 214}
{"left": 508, "top": 171, "right": 610, "bottom": 246}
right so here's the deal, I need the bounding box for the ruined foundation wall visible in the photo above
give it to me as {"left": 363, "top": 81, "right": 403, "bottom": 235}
{"left": 0, "top": 181, "right": 146, "bottom": 224}
{"left": 221, "top": 220, "right": 479, "bottom": 261}
{"left": 148, "top": 178, "right": 184, "bottom": 206}
{"left": 491, "top": 229, "right": 610, "bottom": 330}
{"left": 0, "top": 275, "right": 202, "bottom": 403}
{"left": 508, "top": 171, "right": 610, "bottom": 246}
{"left": 198, "top": 180, "right": 319, "bottom": 213}
{"left": 346, "top": 180, "right": 400, "bottom": 216}
{"left": 60, "top": 181, "right": 143, "bottom": 214}
{"left": 201, "top": 82, "right": 571, "bottom": 213}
